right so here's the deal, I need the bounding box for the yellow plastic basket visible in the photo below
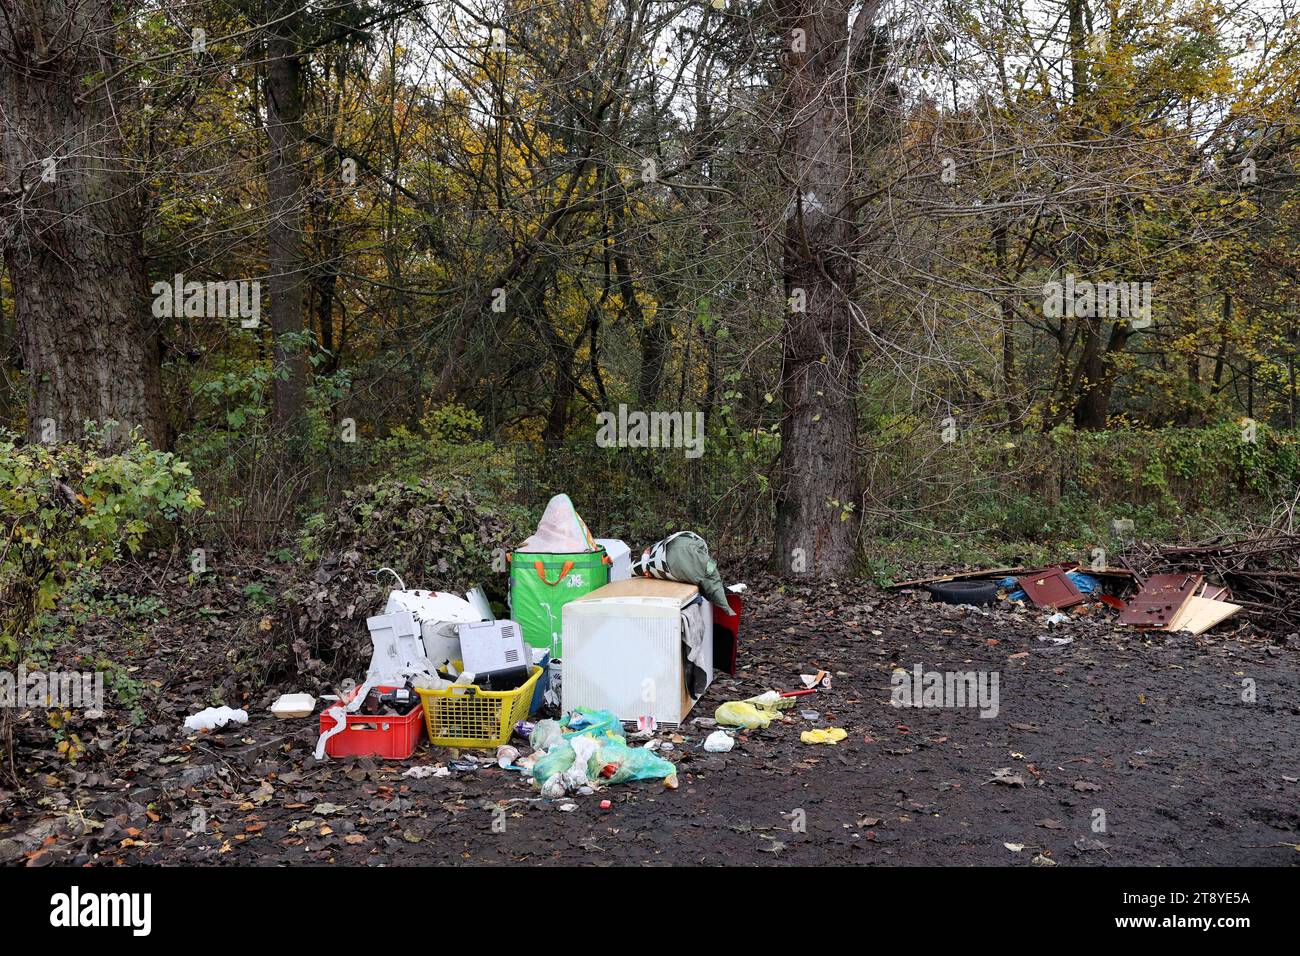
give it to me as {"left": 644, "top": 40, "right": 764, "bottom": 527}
{"left": 416, "top": 664, "right": 543, "bottom": 749}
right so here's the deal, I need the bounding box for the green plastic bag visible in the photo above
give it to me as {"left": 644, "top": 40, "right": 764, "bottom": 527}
{"left": 588, "top": 741, "right": 678, "bottom": 787}
{"left": 509, "top": 548, "right": 609, "bottom": 657}
{"left": 531, "top": 740, "right": 576, "bottom": 782}
{"left": 562, "top": 707, "right": 624, "bottom": 742}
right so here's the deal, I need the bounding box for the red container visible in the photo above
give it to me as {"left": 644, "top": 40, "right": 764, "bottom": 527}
{"left": 712, "top": 592, "right": 743, "bottom": 674}
{"left": 318, "top": 687, "right": 425, "bottom": 759}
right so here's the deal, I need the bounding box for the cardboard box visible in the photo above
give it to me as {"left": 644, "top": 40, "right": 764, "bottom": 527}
{"left": 561, "top": 578, "right": 713, "bottom": 724}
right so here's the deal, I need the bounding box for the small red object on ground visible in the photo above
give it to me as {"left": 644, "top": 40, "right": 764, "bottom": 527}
{"left": 600, "top": 799, "right": 612, "bottom": 810}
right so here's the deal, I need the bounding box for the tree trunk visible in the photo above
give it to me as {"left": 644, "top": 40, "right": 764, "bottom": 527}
{"left": 771, "top": 0, "right": 877, "bottom": 578}
{"left": 0, "top": 0, "right": 166, "bottom": 448}
{"left": 264, "top": 7, "right": 309, "bottom": 436}
{"left": 542, "top": 343, "right": 576, "bottom": 443}
{"left": 637, "top": 300, "right": 673, "bottom": 408}
{"left": 1073, "top": 319, "right": 1107, "bottom": 429}
{"left": 1074, "top": 320, "right": 1130, "bottom": 429}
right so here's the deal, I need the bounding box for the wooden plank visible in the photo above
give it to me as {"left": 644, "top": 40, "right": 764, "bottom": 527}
{"left": 1200, "top": 583, "right": 1231, "bottom": 602}
{"left": 886, "top": 567, "right": 1030, "bottom": 589}
{"left": 1168, "top": 595, "right": 1242, "bottom": 635}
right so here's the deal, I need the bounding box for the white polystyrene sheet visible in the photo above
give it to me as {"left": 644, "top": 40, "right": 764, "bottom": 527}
{"left": 385, "top": 589, "right": 481, "bottom": 624}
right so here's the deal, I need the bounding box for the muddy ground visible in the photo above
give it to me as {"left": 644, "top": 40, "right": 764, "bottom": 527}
{"left": 3, "top": 561, "right": 1298, "bottom": 866}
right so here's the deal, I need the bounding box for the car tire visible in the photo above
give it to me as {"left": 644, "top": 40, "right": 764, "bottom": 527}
{"left": 924, "top": 580, "right": 1001, "bottom": 606}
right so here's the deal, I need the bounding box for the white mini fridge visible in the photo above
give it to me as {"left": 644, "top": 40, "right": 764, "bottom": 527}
{"left": 561, "top": 578, "right": 713, "bottom": 725}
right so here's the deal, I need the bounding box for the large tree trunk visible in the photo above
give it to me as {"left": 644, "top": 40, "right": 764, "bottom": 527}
{"left": 771, "top": 0, "right": 877, "bottom": 578}
{"left": 1073, "top": 320, "right": 1130, "bottom": 430}
{"left": 264, "top": 5, "right": 309, "bottom": 435}
{"left": 1073, "top": 319, "right": 1107, "bottom": 429}
{"left": 0, "top": 0, "right": 166, "bottom": 448}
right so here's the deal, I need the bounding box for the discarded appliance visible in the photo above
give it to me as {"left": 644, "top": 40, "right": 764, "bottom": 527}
{"left": 457, "top": 619, "right": 530, "bottom": 690}
{"left": 381, "top": 587, "right": 482, "bottom": 667}
{"left": 509, "top": 495, "right": 610, "bottom": 657}
{"left": 561, "top": 578, "right": 713, "bottom": 725}
{"left": 366, "top": 611, "right": 429, "bottom": 678}
{"left": 315, "top": 586, "right": 473, "bottom": 759}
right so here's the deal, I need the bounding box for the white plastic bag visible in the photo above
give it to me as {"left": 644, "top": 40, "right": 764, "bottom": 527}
{"left": 183, "top": 706, "right": 248, "bottom": 732}
{"left": 704, "top": 730, "right": 734, "bottom": 753}
{"left": 516, "top": 494, "right": 596, "bottom": 553}
{"left": 561, "top": 735, "right": 601, "bottom": 789}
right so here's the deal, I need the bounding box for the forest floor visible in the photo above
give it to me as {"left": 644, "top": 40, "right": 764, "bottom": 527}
{"left": 3, "top": 558, "right": 1299, "bottom": 866}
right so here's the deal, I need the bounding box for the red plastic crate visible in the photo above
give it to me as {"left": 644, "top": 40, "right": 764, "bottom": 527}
{"left": 317, "top": 687, "right": 425, "bottom": 759}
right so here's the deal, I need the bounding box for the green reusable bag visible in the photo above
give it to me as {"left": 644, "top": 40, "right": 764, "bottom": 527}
{"left": 509, "top": 549, "right": 609, "bottom": 658}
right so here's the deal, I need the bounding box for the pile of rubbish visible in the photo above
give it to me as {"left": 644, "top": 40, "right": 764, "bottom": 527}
{"left": 891, "top": 558, "right": 1245, "bottom": 636}
{"left": 1122, "top": 534, "right": 1300, "bottom": 631}
{"left": 185, "top": 492, "right": 750, "bottom": 806}
{"left": 522, "top": 709, "right": 678, "bottom": 797}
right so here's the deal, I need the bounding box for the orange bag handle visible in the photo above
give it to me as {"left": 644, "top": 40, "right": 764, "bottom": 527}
{"left": 535, "top": 559, "right": 574, "bottom": 586}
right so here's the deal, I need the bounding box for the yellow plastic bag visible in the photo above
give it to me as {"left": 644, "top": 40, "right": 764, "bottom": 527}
{"left": 800, "top": 727, "right": 847, "bottom": 745}
{"left": 715, "top": 701, "right": 776, "bottom": 729}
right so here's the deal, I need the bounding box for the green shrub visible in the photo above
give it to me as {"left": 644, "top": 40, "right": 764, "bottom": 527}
{"left": 0, "top": 425, "right": 203, "bottom": 657}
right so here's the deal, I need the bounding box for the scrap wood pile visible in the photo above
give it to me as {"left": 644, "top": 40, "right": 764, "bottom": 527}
{"left": 890, "top": 554, "right": 1251, "bottom": 637}
{"left": 1121, "top": 534, "right": 1300, "bottom": 632}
